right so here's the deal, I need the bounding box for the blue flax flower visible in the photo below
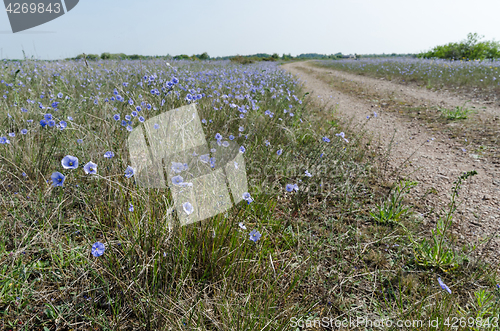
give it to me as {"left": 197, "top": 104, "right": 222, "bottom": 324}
{"left": 83, "top": 162, "right": 97, "bottom": 175}
{"left": 124, "top": 166, "right": 135, "bottom": 178}
{"left": 242, "top": 192, "right": 253, "bottom": 204}
{"left": 182, "top": 202, "right": 193, "bottom": 215}
{"left": 438, "top": 278, "right": 451, "bottom": 294}
{"left": 51, "top": 172, "right": 65, "bottom": 187}
{"left": 172, "top": 175, "right": 184, "bottom": 185}
{"left": 104, "top": 151, "right": 115, "bottom": 158}
{"left": 249, "top": 229, "right": 261, "bottom": 243}
{"left": 61, "top": 155, "right": 79, "bottom": 169}
{"left": 91, "top": 242, "right": 105, "bottom": 257}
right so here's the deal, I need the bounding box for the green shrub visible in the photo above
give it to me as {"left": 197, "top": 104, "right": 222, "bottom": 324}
{"left": 230, "top": 55, "right": 255, "bottom": 64}
{"left": 101, "top": 52, "right": 111, "bottom": 60}
{"left": 173, "top": 54, "right": 190, "bottom": 60}
{"left": 418, "top": 33, "right": 500, "bottom": 60}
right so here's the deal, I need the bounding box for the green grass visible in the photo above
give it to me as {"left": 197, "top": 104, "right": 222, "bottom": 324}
{"left": 438, "top": 101, "right": 477, "bottom": 120}
{"left": 0, "top": 59, "right": 499, "bottom": 330}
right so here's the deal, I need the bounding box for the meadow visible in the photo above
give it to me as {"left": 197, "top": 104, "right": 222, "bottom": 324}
{"left": 0, "top": 59, "right": 499, "bottom": 330}
{"left": 316, "top": 57, "right": 500, "bottom": 101}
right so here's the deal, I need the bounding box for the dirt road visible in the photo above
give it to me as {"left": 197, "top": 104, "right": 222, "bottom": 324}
{"left": 282, "top": 61, "right": 500, "bottom": 254}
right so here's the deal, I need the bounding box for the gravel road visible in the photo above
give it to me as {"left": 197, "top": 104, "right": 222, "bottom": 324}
{"left": 283, "top": 61, "right": 500, "bottom": 256}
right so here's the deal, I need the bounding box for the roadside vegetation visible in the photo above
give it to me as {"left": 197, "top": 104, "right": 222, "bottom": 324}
{"left": 309, "top": 60, "right": 500, "bottom": 166}
{"left": 0, "top": 59, "right": 499, "bottom": 330}
{"left": 316, "top": 56, "right": 500, "bottom": 95}
{"left": 418, "top": 33, "right": 500, "bottom": 61}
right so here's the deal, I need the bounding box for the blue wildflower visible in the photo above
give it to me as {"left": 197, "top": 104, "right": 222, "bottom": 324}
{"left": 322, "top": 137, "right": 330, "bottom": 142}
{"left": 239, "top": 146, "right": 246, "bottom": 153}
{"left": 21, "top": 129, "right": 27, "bottom": 134}
{"left": 200, "top": 154, "right": 210, "bottom": 163}
{"left": 129, "top": 204, "right": 134, "bottom": 212}
{"left": 242, "top": 192, "right": 253, "bottom": 204}
{"left": 83, "top": 161, "right": 97, "bottom": 175}
{"left": 249, "top": 229, "right": 261, "bottom": 242}
{"left": 438, "top": 277, "right": 451, "bottom": 294}
{"left": 61, "top": 155, "right": 79, "bottom": 169}
{"left": 50, "top": 172, "right": 65, "bottom": 187}
{"left": 277, "top": 149, "right": 282, "bottom": 156}
{"left": 40, "top": 120, "right": 47, "bottom": 127}
{"left": 113, "top": 114, "right": 120, "bottom": 121}
{"left": 124, "top": 166, "right": 135, "bottom": 178}
{"left": 59, "top": 121, "right": 67, "bottom": 130}
{"left": 172, "top": 175, "right": 184, "bottom": 186}
{"left": 104, "top": 151, "right": 115, "bottom": 158}
{"left": 91, "top": 242, "right": 105, "bottom": 257}
{"left": 182, "top": 202, "right": 193, "bottom": 215}
{"left": 48, "top": 120, "right": 55, "bottom": 127}
{"left": 171, "top": 162, "right": 188, "bottom": 173}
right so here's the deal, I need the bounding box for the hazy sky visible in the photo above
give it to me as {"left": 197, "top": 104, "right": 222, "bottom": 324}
{"left": 1, "top": 0, "right": 500, "bottom": 60}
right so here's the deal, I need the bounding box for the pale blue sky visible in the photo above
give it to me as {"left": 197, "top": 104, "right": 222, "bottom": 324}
{"left": 1, "top": 0, "right": 500, "bottom": 59}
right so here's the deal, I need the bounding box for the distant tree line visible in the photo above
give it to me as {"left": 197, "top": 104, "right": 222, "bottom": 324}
{"left": 418, "top": 33, "right": 500, "bottom": 60}
{"left": 69, "top": 53, "right": 172, "bottom": 61}
{"left": 65, "top": 51, "right": 418, "bottom": 63}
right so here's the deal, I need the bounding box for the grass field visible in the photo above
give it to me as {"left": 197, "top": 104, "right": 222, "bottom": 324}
{"left": 0, "top": 59, "right": 499, "bottom": 330}
{"left": 316, "top": 57, "right": 500, "bottom": 102}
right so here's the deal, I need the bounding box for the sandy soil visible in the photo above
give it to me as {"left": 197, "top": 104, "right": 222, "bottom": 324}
{"left": 282, "top": 61, "right": 500, "bottom": 256}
